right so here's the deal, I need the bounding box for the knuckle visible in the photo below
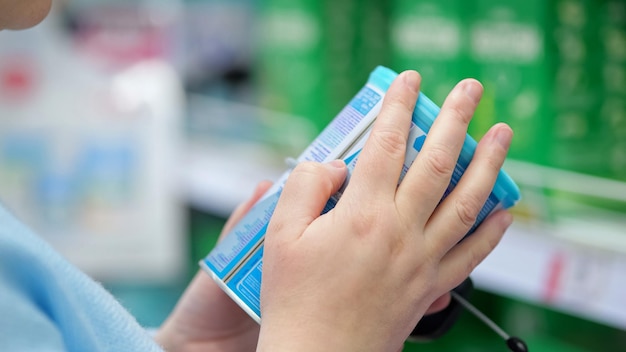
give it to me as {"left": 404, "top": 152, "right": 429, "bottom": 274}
{"left": 454, "top": 194, "right": 481, "bottom": 229}
{"left": 350, "top": 205, "right": 383, "bottom": 234}
{"left": 371, "top": 128, "right": 407, "bottom": 160}
{"left": 266, "top": 218, "right": 285, "bottom": 243}
{"left": 345, "top": 204, "right": 410, "bottom": 257}
{"left": 484, "top": 232, "right": 502, "bottom": 252}
{"left": 464, "top": 232, "right": 502, "bottom": 276}
{"left": 291, "top": 161, "right": 320, "bottom": 176}
{"left": 386, "top": 233, "right": 407, "bottom": 259}
{"left": 483, "top": 151, "right": 505, "bottom": 173}
{"left": 385, "top": 92, "right": 415, "bottom": 114}
{"left": 291, "top": 161, "right": 335, "bottom": 191}
{"left": 345, "top": 202, "right": 388, "bottom": 235}
{"left": 422, "top": 146, "right": 456, "bottom": 179}
{"left": 466, "top": 240, "right": 493, "bottom": 274}
{"left": 465, "top": 253, "right": 480, "bottom": 277}
{"left": 446, "top": 102, "right": 473, "bottom": 125}
{"left": 469, "top": 248, "right": 483, "bottom": 270}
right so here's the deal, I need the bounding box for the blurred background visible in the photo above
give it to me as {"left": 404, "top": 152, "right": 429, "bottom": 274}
{"left": 0, "top": 0, "right": 625, "bottom": 350}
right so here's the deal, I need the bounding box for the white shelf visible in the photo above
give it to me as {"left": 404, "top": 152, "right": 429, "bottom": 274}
{"left": 473, "top": 222, "right": 626, "bottom": 330}
{"left": 474, "top": 160, "right": 626, "bottom": 330}
{"left": 179, "top": 142, "right": 284, "bottom": 217}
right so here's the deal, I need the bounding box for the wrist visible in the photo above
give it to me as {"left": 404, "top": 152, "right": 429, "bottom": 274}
{"left": 153, "top": 321, "right": 182, "bottom": 352}
{"left": 256, "top": 317, "right": 371, "bottom": 352}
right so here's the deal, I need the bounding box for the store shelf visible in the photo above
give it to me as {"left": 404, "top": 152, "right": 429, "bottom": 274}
{"left": 473, "top": 222, "right": 626, "bottom": 331}
{"left": 474, "top": 160, "right": 626, "bottom": 331}
{"left": 179, "top": 142, "right": 284, "bottom": 218}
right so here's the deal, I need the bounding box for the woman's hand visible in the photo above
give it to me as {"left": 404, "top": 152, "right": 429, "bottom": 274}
{"left": 155, "top": 181, "right": 272, "bottom": 352}
{"left": 257, "top": 71, "right": 513, "bottom": 352}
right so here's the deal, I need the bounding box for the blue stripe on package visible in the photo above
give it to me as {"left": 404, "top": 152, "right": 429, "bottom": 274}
{"left": 201, "top": 66, "right": 521, "bottom": 322}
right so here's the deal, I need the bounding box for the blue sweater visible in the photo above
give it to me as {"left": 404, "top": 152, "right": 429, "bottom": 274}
{"left": 0, "top": 205, "right": 164, "bottom": 351}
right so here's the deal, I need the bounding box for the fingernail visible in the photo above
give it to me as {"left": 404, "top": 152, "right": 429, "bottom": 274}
{"left": 461, "top": 79, "right": 483, "bottom": 104}
{"left": 495, "top": 124, "right": 513, "bottom": 150}
{"left": 403, "top": 71, "right": 420, "bottom": 93}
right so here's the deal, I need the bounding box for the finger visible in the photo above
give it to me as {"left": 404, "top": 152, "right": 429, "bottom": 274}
{"left": 424, "top": 293, "right": 451, "bottom": 315}
{"left": 396, "top": 79, "right": 483, "bottom": 224}
{"left": 425, "top": 123, "right": 513, "bottom": 254}
{"left": 219, "top": 180, "right": 273, "bottom": 240}
{"left": 345, "top": 70, "right": 421, "bottom": 202}
{"left": 436, "top": 210, "right": 513, "bottom": 291}
{"left": 267, "top": 160, "right": 347, "bottom": 243}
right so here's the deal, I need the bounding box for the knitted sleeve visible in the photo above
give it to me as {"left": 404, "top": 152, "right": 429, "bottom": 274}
{"left": 0, "top": 205, "right": 164, "bottom": 352}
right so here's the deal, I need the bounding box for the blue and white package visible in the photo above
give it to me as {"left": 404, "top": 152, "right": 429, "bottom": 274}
{"left": 200, "top": 66, "right": 521, "bottom": 322}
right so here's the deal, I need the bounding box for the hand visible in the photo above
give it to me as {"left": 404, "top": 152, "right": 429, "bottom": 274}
{"left": 155, "top": 181, "right": 272, "bottom": 352}
{"left": 257, "top": 71, "right": 514, "bottom": 352}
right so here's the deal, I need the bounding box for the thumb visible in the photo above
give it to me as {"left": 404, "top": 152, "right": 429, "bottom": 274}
{"left": 267, "top": 160, "right": 347, "bottom": 243}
